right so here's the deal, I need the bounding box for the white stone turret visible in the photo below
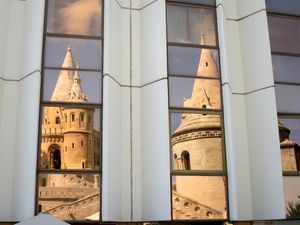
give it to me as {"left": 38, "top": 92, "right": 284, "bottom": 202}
{"left": 66, "top": 63, "right": 88, "bottom": 102}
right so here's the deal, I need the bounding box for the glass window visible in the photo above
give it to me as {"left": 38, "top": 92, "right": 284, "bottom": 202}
{"left": 168, "top": 46, "right": 220, "bottom": 77}
{"left": 275, "top": 84, "right": 300, "bottom": 113}
{"left": 272, "top": 54, "right": 300, "bottom": 84}
{"left": 266, "top": 0, "right": 300, "bottom": 16}
{"left": 283, "top": 177, "right": 300, "bottom": 218}
{"left": 169, "top": 76, "right": 221, "bottom": 109}
{"left": 167, "top": 1, "right": 226, "bottom": 220}
{"left": 43, "top": 69, "right": 102, "bottom": 104}
{"left": 39, "top": 107, "right": 101, "bottom": 170}
{"left": 172, "top": 176, "right": 227, "bottom": 220}
{"left": 45, "top": 37, "right": 102, "bottom": 70}
{"left": 47, "top": 0, "right": 102, "bottom": 36}
{"left": 37, "top": 0, "right": 103, "bottom": 221}
{"left": 167, "top": 0, "right": 216, "bottom": 6}
{"left": 37, "top": 173, "right": 100, "bottom": 220}
{"left": 167, "top": 5, "right": 216, "bottom": 46}
{"left": 170, "top": 112, "right": 224, "bottom": 171}
{"left": 268, "top": 16, "right": 300, "bottom": 54}
{"left": 268, "top": 1, "right": 300, "bottom": 219}
{"left": 278, "top": 118, "right": 300, "bottom": 172}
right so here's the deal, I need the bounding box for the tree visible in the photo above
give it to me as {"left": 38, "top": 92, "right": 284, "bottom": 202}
{"left": 286, "top": 196, "right": 300, "bottom": 218}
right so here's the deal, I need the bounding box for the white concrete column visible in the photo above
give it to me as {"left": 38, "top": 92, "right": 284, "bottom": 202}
{"left": 217, "top": 0, "right": 285, "bottom": 220}
{"left": 102, "top": 0, "right": 170, "bottom": 221}
{"left": 11, "top": 0, "right": 45, "bottom": 220}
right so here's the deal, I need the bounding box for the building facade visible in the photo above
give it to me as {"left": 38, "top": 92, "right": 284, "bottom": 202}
{"left": 0, "top": 0, "right": 300, "bottom": 224}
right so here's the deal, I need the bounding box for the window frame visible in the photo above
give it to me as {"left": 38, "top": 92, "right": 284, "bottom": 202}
{"left": 35, "top": 0, "right": 104, "bottom": 222}
{"left": 267, "top": 4, "right": 300, "bottom": 219}
{"left": 166, "top": 0, "right": 229, "bottom": 221}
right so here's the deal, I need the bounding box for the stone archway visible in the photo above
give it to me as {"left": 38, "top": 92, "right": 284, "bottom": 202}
{"left": 49, "top": 145, "right": 61, "bottom": 169}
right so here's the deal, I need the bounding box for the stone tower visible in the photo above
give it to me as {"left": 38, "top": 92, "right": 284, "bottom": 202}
{"left": 171, "top": 34, "right": 226, "bottom": 219}
{"left": 62, "top": 63, "right": 98, "bottom": 170}
{"left": 39, "top": 46, "right": 100, "bottom": 219}
{"left": 40, "top": 45, "right": 100, "bottom": 170}
{"left": 279, "top": 121, "right": 300, "bottom": 171}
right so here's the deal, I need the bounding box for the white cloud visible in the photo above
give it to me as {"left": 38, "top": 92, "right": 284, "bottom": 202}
{"left": 58, "top": 0, "right": 101, "bottom": 35}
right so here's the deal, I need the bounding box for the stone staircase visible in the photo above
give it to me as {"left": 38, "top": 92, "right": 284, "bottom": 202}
{"left": 172, "top": 191, "right": 225, "bottom": 220}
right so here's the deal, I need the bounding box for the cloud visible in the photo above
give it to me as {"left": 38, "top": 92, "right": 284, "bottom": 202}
{"left": 58, "top": 0, "right": 101, "bottom": 36}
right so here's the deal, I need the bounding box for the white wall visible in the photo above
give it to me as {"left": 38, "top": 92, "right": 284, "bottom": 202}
{"left": 102, "top": 0, "right": 170, "bottom": 221}
{"left": 217, "top": 0, "right": 285, "bottom": 220}
{"left": 0, "top": 0, "right": 24, "bottom": 220}
{"left": 0, "top": 0, "right": 44, "bottom": 221}
{"left": 12, "top": 0, "right": 45, "bottom": 220}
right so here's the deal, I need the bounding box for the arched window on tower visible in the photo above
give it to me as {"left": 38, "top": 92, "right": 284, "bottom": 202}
{"left": 181, "top": 151, "right": 191, "bottom": 170}
{"left": 55, "top": 117, "right": 60, "bottom": 124}
{"left": 80, "top": 112, "right": 84, "bottom": 122}
{"left": 71, "top": 113, "right": 75, "bottom": 122}
{"left": 79, "top": 112, "right": 85, "bottom": 127}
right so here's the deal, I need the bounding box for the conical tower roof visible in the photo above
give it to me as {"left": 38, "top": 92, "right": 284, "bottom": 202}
{"left": 173, "top": 34, "right": 221, "bottom": 136}
{"left": 51, "top": 45, "right": 75, "bottom": 102}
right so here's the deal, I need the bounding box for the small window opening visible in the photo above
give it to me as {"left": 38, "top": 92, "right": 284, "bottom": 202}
{"left": 72, "top": 143, "right": 74, "bottom": 148}
{"left": 205, "top": 62, "right": 208, "bottom": 67}
{"left": 71, "top": 113, "right": 75, "bottom": 122}
{"left": 55, "top": 117, "right": 60, "bottom": 124}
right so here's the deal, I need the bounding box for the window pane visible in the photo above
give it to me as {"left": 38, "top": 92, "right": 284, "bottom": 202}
{"left": 45, "top": 37, "right": 102, "bottom": 70}
{"left": 38, "top": 173, "right": 100, "bottom": 220}
{"left": 167, "top": 5, "right": 216, "bottom": 46}
{"left": 47, "top": 0, "right": 102, "bottom": 36}
{"left": 43, "top": 69, "right": 102, "bottom": 104}
{"left": 266, "top": 0, "right": 300, "bottom": 16}
{"left": 272, "top": 54, "right": 300, "bottom": 83}
{"left": 39, "top": 107, "right": 101, "bottom": 170}
{"left": 172, "top": 176, "right": 227, "bottom": 220}
{"left": 169, "top": 77, "right": 221, "bottom": 109}
{"left": 170, "top": 112, "right": 223, "bottom": 171}
{"left": 168, "top": 0, "right": 216, "bottom": 6}
{"left": 275, "top": 84, "right": 300, "bottom": 113}
{"left": 278, "top": 118, "right": 300, "bottom": 172}
{"left": 268, "top": 16, "right": 300, "bottom": 54}
{"left": 168, "top": 46, "right": 219, "bottom": 77}
{"left": 283, "top": 177, "right": 300, "bottom": 218}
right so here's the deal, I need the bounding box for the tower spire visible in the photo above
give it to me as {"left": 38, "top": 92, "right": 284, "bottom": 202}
{"left": 183, "top": 33, "right": 220, "bottom": 109}
{"left": 51, "top": 45, "right": 75, "bottom": 101}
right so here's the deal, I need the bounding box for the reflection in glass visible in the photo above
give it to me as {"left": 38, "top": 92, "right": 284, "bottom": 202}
{"left": 172, "top": 176, "right": 226, "bottom": 220}
{"left": 38, "top": 173, "right": 100, "bottom": 220}
{"left": 167, "top": 5, "right": 216, "bottom": 46}
{"left": 45, "top": 37, "right": 102, "bottom": 70}
{"left": 47, "top": 0, "right": 102, "bottom": 36}
{"left": 168, "top": 0, "right": 215, "bottom": 6}
{"left": 266, "top": 0, "right": 300, "bottom": 17}
{"left": 272, "top": 55, "right": 300, "bottom": 84}
{"left": 278, "top": 118, "right": 300, "bottom": 171}
{"left": 169, "top": 77, "right": 221, "bottom": 109}
{"left": 268, "top": 16, "right": 300, "bottom": 54}
{"left": 275, "top": 84, "right": 300, "bottom": 113}
{"left": 168, "top": 46, "right": 219, "bottom": 77}
{"left": 40, "top": 107, "right": 101, "bottom": 170}
{"left": 283, "top": 177, "right": 300, "bottom": 218}
{"left": 43, "top": 69, "right": 102, "bottom": 104}
{"left": 171, "top": 113, "right": 223, "bottom": 171}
